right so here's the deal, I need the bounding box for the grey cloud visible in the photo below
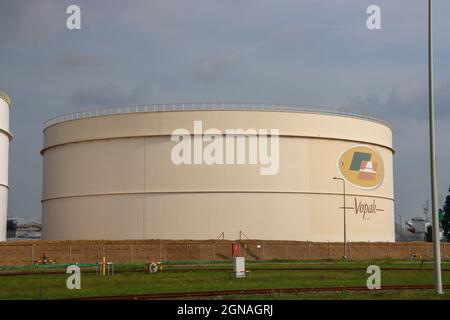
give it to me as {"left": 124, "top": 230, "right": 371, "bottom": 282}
{"left": 0, "top": 0, "right": 62, "bottom": 47}
{"left": 196, "top": 53, "right": 244, "bottom": 82}
{"left": 70, "top": 83, "right": 155, "bottom": 109}
{"left": 347, "top": 81, "right": 450, "bottom": 122}
{"left": 55, "top": 52, "right": 111, "bottom": 68}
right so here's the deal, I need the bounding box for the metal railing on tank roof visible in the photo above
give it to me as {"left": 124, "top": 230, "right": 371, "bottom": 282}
{"left": 43, "top": 103, "right": 392, "bottom": 130}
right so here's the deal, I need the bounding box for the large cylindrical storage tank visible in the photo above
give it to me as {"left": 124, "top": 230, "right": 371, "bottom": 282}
{"left": 41, "top": 104, "right": 395, "bottom": 241}
{"left": 0, "top": 91, "right": 12, "bottom": 241}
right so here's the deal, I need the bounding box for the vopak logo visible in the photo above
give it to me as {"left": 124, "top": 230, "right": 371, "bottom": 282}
{"left": 338, "top": 145, "right": 384, "bottom": 189}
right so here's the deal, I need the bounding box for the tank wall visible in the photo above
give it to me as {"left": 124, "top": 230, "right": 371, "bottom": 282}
{"left": 0, "top": 98, "right": 9, "bottom": 134}
{"left": 0, "top": 188, "right": 6, "bottom": 241}
{"left": 43, "top": 111, "right": 393, "bottom": 151}
{"left": 0, "top": 135, "right": 9, "bottom": 188}
{"left": 43, "top": 193, "right": 394, "bottom": 241}
{"left": 42, "top": 111, "right": 394, "bottom": 241}
{"left": 42, "top": 137, "right": 393, "bottom": 199}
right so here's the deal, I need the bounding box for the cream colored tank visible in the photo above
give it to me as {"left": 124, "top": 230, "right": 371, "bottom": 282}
{"left": 41, "top": 104, "right": 395, "bottom": 241}
{"left": 0, "top": 91, "right": 12, "bottom": 241}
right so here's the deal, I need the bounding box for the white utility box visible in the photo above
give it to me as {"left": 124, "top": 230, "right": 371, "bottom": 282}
{"left": 233, "top": 257, "right": 246, "bottom": 278}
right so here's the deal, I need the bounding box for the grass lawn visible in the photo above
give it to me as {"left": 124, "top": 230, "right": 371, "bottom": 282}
{"left": 0, "top": 259, "right": 449, "bottom": 300}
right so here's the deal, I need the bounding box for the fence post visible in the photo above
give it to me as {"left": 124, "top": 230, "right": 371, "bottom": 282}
{"left": 130, "top": 239, "right": 134, "bottom": 263}
{"left": 348, "top": 243, "right": 351, "bottom": 260}
{"left": 159, "top": 240, "right": 162, "bottom": 262}
{"left": 285, "top": 243, "right": 288, "bottom": 259}
{"left": 102, "top": 241, "right": 106, "bottom": 260}
{"left": 262, "top": 242, "right": 265, "bottom": 261}
{"left": 212, "top": 242, "right": 215, "bottom": 261}
{"left": 69, "top": 240, "right": 72, "bottom": 264}
{"left": 328, "top": 241, "right": 331, "bottom": 259}
{"left": 31, "top": 243, "right": 35, "bottom": 264}
{"left": 408, "top": 243, "right": 411, "bottom": 259}
{"left": 369, "top": 241, "right": 372, "bottom": 260}
{"left": 186, "top": 242, "right": 189, "bottom": 261}
{"left": 388, "top": 242, "right": 391, "bottom": 259}
{"left": 307, "top": 241, "right": 311, "bottom": 260}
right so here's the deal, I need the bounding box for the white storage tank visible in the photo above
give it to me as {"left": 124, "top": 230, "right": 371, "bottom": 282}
{"left": 41, "top": 103, "right": 395, "bottom": 241}
{"left": 0, "top": 91, "right": 12, "bottom": 241}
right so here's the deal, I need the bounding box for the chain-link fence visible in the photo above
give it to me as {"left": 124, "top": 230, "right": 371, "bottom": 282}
{"left": 0, "top": 240, "right": 448, "bottom": 266}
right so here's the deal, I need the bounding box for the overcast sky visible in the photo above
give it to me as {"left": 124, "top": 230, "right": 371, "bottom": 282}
{"left": 1, "top": 0, "right": 450, "bottom": 222}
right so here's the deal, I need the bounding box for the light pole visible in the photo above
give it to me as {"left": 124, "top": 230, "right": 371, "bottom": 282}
{"left": 428, "top": 0, "right": 443, "bottom": 294}
{"left": 333, "top": 177, "right": 347, "bottom": 259}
